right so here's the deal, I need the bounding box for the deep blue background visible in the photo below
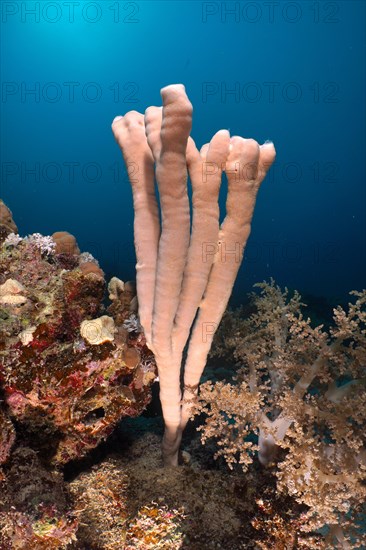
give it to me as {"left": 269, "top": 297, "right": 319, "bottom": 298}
{"left": 1, "top": 0, "right": 365, "bottom": 306}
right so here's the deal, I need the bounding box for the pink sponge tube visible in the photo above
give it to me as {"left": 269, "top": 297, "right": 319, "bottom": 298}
{"left": 112, "top": 85, "right": 276, "bottom": 467}
{"left": 112, "top": 111, "right": 160, "bottom": 350}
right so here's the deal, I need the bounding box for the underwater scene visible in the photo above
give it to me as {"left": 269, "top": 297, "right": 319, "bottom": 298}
{"left": 0, "top": 1, "right": 365, "bottom": 548}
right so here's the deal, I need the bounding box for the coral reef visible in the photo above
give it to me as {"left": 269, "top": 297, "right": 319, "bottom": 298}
{"left": 2, "top": 222, "right": 363, "bottom": 550}
{"left": 0, "top": 448, "right": 78, "bottom": 549}
{"left": 68, "top": 449, "right": 186, "bottom": 550}
{"left": 0, "top": 202, "right": 156, "bottom": 467}
{"left": 112, "top": 83, "right": 276, "bottom": 465}
{"left": 0, "top": 201, "right": 157, "bottom": 548}
{"left": 193, "top": 280, "right": 366, "bottom": 548}
{"left": 65, "top": 418, "right": 330, "bottom": 550}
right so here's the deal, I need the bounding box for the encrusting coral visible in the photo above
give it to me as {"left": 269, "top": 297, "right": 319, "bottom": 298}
{"left": 193, "top": 280, "right": 366, "bottom": 548}
{"left": 112, "top": 83, "right": 276, "bottom": 465}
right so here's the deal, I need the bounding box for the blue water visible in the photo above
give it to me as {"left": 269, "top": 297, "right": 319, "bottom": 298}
{"left": 1, "top": 0, "right": 365, "bottom": 306}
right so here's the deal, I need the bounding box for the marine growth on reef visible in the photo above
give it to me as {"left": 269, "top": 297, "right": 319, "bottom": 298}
{"left": 0, "top": 201, "right": 157, "bottom": 467}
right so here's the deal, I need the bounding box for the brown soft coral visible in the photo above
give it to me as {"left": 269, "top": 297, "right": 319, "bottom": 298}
{"left": 194, "top": 281, "right": 366, "bottom": 547}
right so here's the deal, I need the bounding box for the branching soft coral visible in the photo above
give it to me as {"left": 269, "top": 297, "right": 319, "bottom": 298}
{"left": 193, "top": 280, "right": 366, "bottom": 548}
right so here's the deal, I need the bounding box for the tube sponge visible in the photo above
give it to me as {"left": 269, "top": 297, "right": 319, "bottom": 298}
{"left": 112, "top": 85, "right": 276, "bottom": 466}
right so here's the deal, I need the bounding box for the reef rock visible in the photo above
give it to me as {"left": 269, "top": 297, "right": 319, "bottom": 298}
{"left": 0, "top": 201, "right": 156, "bottom": 466}
{"left": 0, "top": 200, "right": 18, "bottom": 244}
